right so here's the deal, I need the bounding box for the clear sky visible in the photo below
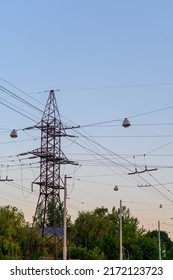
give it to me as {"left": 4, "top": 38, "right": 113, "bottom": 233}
{"left": 1, "top": 0, "right": 173, "bottom": 239}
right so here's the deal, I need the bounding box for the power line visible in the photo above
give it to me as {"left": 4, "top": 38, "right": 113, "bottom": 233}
{"left": 0, "top": 86, "right": 43, "bottom": 114}
{"left": 0, "top": 100, "right": 38, "bottom": 123}
{"left": 77, "top": 134, "right": 173, "bottom": 138}
{"left": 0, "top": 77, "right": 45, "bottom": 108}
{"left": 0, "top": 138, "right": 38, "bottom": 145}
{"left": 73, "top": 129, "right": 173, "bottom": 203}
{"left": 58, "top": 81, "right": 173, "bottom": 92}
{"left": 0, "top": 95, "right": 40, "bottom": 122}
{"left": 146, "top": 140, "right": 173, "bottom": 155}
{"left": 128, "top": 105, "right": 173, "bottom": 119}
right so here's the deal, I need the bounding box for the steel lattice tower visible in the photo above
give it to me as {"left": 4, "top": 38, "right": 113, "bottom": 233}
{"left": 29, "top": 90, "right": 73, "bottom": 259}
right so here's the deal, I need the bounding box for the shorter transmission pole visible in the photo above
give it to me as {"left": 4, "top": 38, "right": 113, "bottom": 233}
{"left": 120, "top": 199, "right": 123, "bottom": 260}
{"left": 63, "top": 175, "right": 72, "bottom": 260}
{"left": 158, "top": 221, "right": 162, "bottom": 260}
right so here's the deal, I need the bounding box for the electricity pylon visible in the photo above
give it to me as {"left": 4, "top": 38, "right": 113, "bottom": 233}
{"left": 29, "top": 90, "right": 76, "bottom": 259}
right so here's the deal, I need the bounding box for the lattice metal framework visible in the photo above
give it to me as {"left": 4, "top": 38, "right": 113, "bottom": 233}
{"left": 30, "top": 90, "right": 71, "bottom": 259}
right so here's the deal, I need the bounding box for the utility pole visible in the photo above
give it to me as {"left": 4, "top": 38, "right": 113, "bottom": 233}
{"left": 63, "top": 175, "right": 72, "bottom": 260}
{"left": 120, "top": 199, "right": 123, "bottom": 260}
{"left": 158, "top": 221, "right": 162, "bottom": 260}
{"left": 28, "top": 90, "right": 77, "bottom": 259}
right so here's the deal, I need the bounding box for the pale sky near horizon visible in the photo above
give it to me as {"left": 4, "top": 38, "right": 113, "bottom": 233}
{"left": 1, "top": 0, "right": 173, "bottom": 239}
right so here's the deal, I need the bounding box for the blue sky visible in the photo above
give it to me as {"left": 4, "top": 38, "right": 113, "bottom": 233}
{"left": 1, "top": 0, "right": 173, "bottom": 238}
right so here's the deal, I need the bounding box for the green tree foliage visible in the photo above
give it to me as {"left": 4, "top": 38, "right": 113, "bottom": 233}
{"left": 1, "top": 204, "right": 173, "bottom": 260}
{"left": 68, "top": 206, "right": 173, "bottom": 260}
{"left": 68, "top": 206, "right": 144, "bottom": 260}
{"left": 135, "top": 234, "right": 159, "bottom": 260}
{"left": 146, "top": 230, "right": 173, "bottom": 260}
{"left": 37, "top": 200, "right": 71, "bottom": 227}
{"left": 0, "top": 205, "right": 28, "bottom": 259}
{"left": 69, "top": 245, "right": 107, "bottom": 260}
{"left": 0, "top": 205, "right": 46, "bottom": 260}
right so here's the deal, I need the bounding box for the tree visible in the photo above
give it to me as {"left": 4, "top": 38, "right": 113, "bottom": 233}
{"left": 0, "top": 205, "right": 47, "bottom": 260}
{"left": 69, "top": 207, "right": 113, "bottom": 249}
{"left": 0, "top": 205, "right": 28, "bottom": 259}
{"left": 68, "top": 206, "right": 144, "bottom": 260}
{"left": 37, "top": 200, "right": 71, "bottom": 227}
{"left": 1, "top": 204, "right": 172, "bottom": 260}
{"left": 134, "top": 234, "right": 159, "bottom": 260}
{"left": 146, "top": 230, "right": 173, "bottom": 260}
